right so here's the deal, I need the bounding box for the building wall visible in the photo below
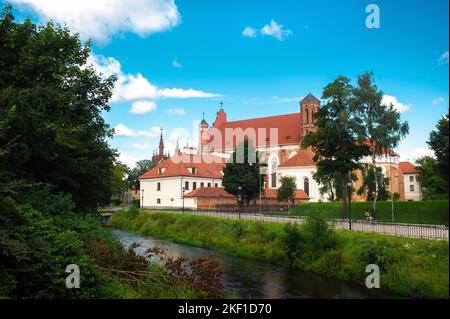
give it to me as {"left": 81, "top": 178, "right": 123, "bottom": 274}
{"left": 140, "top": 176, "right": 222, "bottom": 209}
{"left": 403, "top": 173, "right": 422, "bottom": 201}
{"left": 277, "top": 166, "right": 326, "bottom": 202}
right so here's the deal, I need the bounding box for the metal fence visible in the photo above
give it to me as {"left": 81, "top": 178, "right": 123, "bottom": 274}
{"left": 165, "top": 209, "right": 449, "bottom": 241}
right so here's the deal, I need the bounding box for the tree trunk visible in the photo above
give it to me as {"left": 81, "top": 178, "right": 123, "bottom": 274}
{"left": 372, "top": 152, "right": 378, "bottom": 218}
{"left": 341, "top": 176, "right": 348, "bottom": 218}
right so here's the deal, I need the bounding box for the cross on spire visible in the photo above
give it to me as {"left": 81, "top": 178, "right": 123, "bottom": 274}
{"left": 220, "top": 101, "right": 224, "bottom": 108}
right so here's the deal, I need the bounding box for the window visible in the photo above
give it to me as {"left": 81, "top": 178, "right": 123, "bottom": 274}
{"left": 157, "top": 198, "right": 161, "bottom": 204}
{"left": 306, "top": 110, "right": 309, "bottom": 124}
{"left": 271, "top": 173, "right": 277, "bottom": 188}
{"left": 410, "top": 185, "right": 415, "bottom": 192}
{"left": 157, "top": 182, "right": 161, "bottom": 191}
{"left": 409, "top": 176, "right": 414, "bottom": 182}
{"left": 207, "top": 183, "right": 211, "bottom": 187}
{"left": 200, "top": 182, "right": 204, "bottom": 187}
{"left": 304, "top": 178, "right": 310, "bottom": 196}
{"left": 184, "top": 181, "right": 189, "bottom": 190}
{"left": 189, "top": 167, "right": 197, "bottom": 174}
{"left": 193, "top": 182, "right": 197, "bottom": 190}
{"left": 215, "top": 183, "right": 218, "bottom": 188}
{"left": 158, "top": 168, "right": 163, "bottom": 174}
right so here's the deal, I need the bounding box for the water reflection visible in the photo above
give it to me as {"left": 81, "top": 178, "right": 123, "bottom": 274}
{"left": 112, "top": 229, "right": 395, "bottom": 299}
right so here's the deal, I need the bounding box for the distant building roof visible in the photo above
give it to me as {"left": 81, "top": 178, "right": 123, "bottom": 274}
{"left": 184, "top": 187, "right": 309, "bottom": 200}
{"left": 399, "top": 161, "right": 419, "bottom": 174}
{"left": 301, "top": 93, "right": 320, "bottom": 103}
{"left": 139, "top": 154, "right": 225, "bottom": 180}
{"left": 279, "top": 148, "right": 316, "bottom": 167}
{"left": 208, "top": 112, "right": 302, "bottom": 151}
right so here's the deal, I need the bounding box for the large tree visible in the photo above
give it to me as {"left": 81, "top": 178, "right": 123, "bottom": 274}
{"left": 427, "top": 112, "right": 449, "bottom": 193}
{"left": 0, "top": 6, "right": 117, "bottom": 211}
{"left": 351, "top": 72, "right": 409, "bottom": 216}
{"left": 416, "top": 156, "right": 448, "bottom": 200}
{"left": 277, "top": 176, "right": 296, "bottom": 208}
{"left": 303, "top": 76, "right": 370, "bottom": 216}
{"left": 222, "top": 139, "right": 265, "bottom": 206}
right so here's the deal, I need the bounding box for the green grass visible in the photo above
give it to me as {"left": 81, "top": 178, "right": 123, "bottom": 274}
{"left": 283, "top": 200, "right": 449, "bottom": 224}
{"left": 111, "top": 210, "right": 449, "bottom": 299}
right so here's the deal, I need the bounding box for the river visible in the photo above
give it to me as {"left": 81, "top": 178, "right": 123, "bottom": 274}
{"left": 112, "top": 229, "right": 397, "bottom": 299}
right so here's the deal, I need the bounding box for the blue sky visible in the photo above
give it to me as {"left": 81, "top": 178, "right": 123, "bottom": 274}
{"left": 6, "top": 0, "right": 449, "bottom": 167}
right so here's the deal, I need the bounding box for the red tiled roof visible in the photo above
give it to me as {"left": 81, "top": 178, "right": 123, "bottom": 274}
{"left": 208, "top": 113, "right": 301, "bottom": 151}
{"left": 279, "top": 148, "right": 316, "bottom": 167}
{"left": 185, "top": 187, "right": 309, "bottom": 200}
{"left": 184, "top": 187, "right": 234, "bottom": 198}
{"left": 399, "top": 161, "right": 418, "bottom": 174}
{"left": 139, "top": 153, "right": 225, "bottom": 180}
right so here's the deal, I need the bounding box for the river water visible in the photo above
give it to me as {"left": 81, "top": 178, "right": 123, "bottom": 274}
{"left": 112, "top": 229, "right": 396, "bottom": 299}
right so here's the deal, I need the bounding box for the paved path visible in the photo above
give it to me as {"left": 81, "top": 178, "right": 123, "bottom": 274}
{"left": 174, "top": 210, "right": 449, "bottom": 241}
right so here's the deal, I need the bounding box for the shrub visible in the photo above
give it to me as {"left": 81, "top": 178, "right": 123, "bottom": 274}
{"left": 302, "top": 213, "right": 337, "bottom": 256}
{"left": 281, "top": 223, "right": 304, "bottom": 264}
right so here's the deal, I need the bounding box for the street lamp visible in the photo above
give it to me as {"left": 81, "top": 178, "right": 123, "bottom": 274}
{"left": 237, "top": 186, "right": 242, "bottom": 219}
{"left": 182, "top": 186, "right": 185, "bottom": 213}
{"left": 347, "top": 180, "right": 352, "bottom": 231}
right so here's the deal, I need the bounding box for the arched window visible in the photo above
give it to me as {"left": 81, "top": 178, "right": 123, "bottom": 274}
{"left": 270, "top": 155, "right": 279, "bottom": 188}
{"left": 304, "top": 177, "right": 310, "bottom": 196}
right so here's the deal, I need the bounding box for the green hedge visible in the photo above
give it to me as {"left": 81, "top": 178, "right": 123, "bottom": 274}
{"left": 111, "top": 210, "right": 449, "bottom": 299}
{"left": 286, "top": 200, "right": 449, "bottom": 224}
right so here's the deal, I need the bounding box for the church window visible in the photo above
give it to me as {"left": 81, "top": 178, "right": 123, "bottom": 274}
{"left": 207, "top": 183, "right": 211, "bottom": 187}
{"left": 271, "top": 173, "right": 277, "bottom": 188}
{"left": 200, "top": 182, "right": 204, "bottom": 187}
{"left": 304, "top": 177, "right": 310, "bottom": 196}
{"left": 193, "top": 182, "right": 197, "bottom": 190}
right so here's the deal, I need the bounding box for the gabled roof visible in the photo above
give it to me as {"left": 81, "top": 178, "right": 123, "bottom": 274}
{"left": 139, "top": 154, "right": 225, "bottom": 180}
{"left": 301, "top": 93, "right": 320, "bottom": 104}
{"left": 208, "top": 112, "right": 301, "bottom": 151}
{"left": 399, "top": 161, "right": 418, "bottom": 174}
{"left": 279, "top": 148, "right": 316, "bottom": 167}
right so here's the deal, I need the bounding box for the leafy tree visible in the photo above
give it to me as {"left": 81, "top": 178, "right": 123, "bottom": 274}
{"left": 351, "top": 72, "right": 409, "bottom": 217}
{"left": 416, "top": 156, "right": 448, "bottom": 199}
{"left": 427, "top": 113, "right": 449, "bottom": 194}
{"left": 222, "top": 139, "right": 265, "bottom": 206}
{"left": 128, "top": 159, "right": 154, "bottom": 189}
{"left": 277, "top": 176, "right": 296, "bottom": 208}
{"left": 0, "top": 6, "right": 117, "bottom": 211}
{"left": 357, "top": 165, "right": 389, "bottom": 201}
{"left": 303, "top": 76, "right": 370, "bottom": 217}
{"left": 111, "top": 162, "right": 130, "bottom": 202}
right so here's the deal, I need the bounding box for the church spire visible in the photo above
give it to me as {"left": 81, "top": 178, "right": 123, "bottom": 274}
{"left": 159, "top": 127, "right": 164, "bottom": 156}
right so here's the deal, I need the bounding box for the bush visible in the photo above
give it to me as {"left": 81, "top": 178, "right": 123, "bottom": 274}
{"left": 302, "top": 213, "right": 337, "bottom": 256}
{"left": 281, "top": 223, "right": 304, "bottom": 264}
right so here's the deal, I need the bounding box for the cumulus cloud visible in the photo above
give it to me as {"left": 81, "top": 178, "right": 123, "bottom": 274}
{"left": 412, "top": 147, "right": 435, "bottom": 161}
{"left": 432, "top": 97, "right": 445, "bottom": 105}
{"left": 10, "top": 0, "right": 181, "bottom": 44}
{"left": 87, "top": 53, "right": 220, "bottom": 110}
{"left": 129, "top": 143, "right": 151, "bottom": 150}
{"left": 117, "top": 151, "right": 140, "bottom": 168}
{"left": 172, "top": 58, "right": 182, "bottom": 68}
{"left": 382, "top": 95, "right": 410, "bottom": 113}
{"left": 114, "top": 123, "right": 161, "bottom": 138}
{"left": 260, "top": 20, "right": 292, "bottom": 41}
{"left": 438, "top": 51, "right": 449, "bottom": 64}
{"left": 242, "top": 26, "right": 257, "bottom": 38}
{"left": 166, "top": 108, "right": 186, "bottom": 115}
{"left": 130, "top": 101, "right": 157, "bottom": 114}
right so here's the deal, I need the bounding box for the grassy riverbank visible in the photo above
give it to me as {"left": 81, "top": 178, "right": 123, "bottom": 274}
{"left": 111, "top": 210, "right": 449, "bottom": 299}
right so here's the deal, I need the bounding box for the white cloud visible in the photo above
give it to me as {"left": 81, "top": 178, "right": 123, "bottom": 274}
{"left": 412, "top": 147, "right": 435, "bottom": 161}
{"left": 260, "top": 20, "right": 292, "bottom": 41}
{"left": 130, "top": 100, "right": 157, "bottom": 114}
{"left": 10, "top": 0, "right": 181, "bottom": 44}
{"left": 158, "top": 88, "right": 221, "bottom": 99}
{"left": 244, "top": 96, "right": 302, "bottom": 105}
{"left": 438, "top": 51, "right": 449, "bottom": 64}
{"left": 166, "top": 108, "right": 186, "bottom": 115}
{"left": 114, "top": 123, "right": 160, "bottom": 138}
{"left": 432, "top": 97, "right": 445, "bottom": 105}
{"left": 382, "top": 95, "right": 410, "bottom": 113}
{"left": 118, "top": 151, "right": 140, "bottom": 168}
{"left": 242, "top": 26, "right": 257, "bottom": 38}
{"left": 87, "top": 53, "right": 220, "bottom": 108}
{"left": 172, "top": 58, "right": 182, "bottom": 68}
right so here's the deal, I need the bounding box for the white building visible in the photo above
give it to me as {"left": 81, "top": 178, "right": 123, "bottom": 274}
{"left": 399, "top": 161, "right": 422, "bottom": 201}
